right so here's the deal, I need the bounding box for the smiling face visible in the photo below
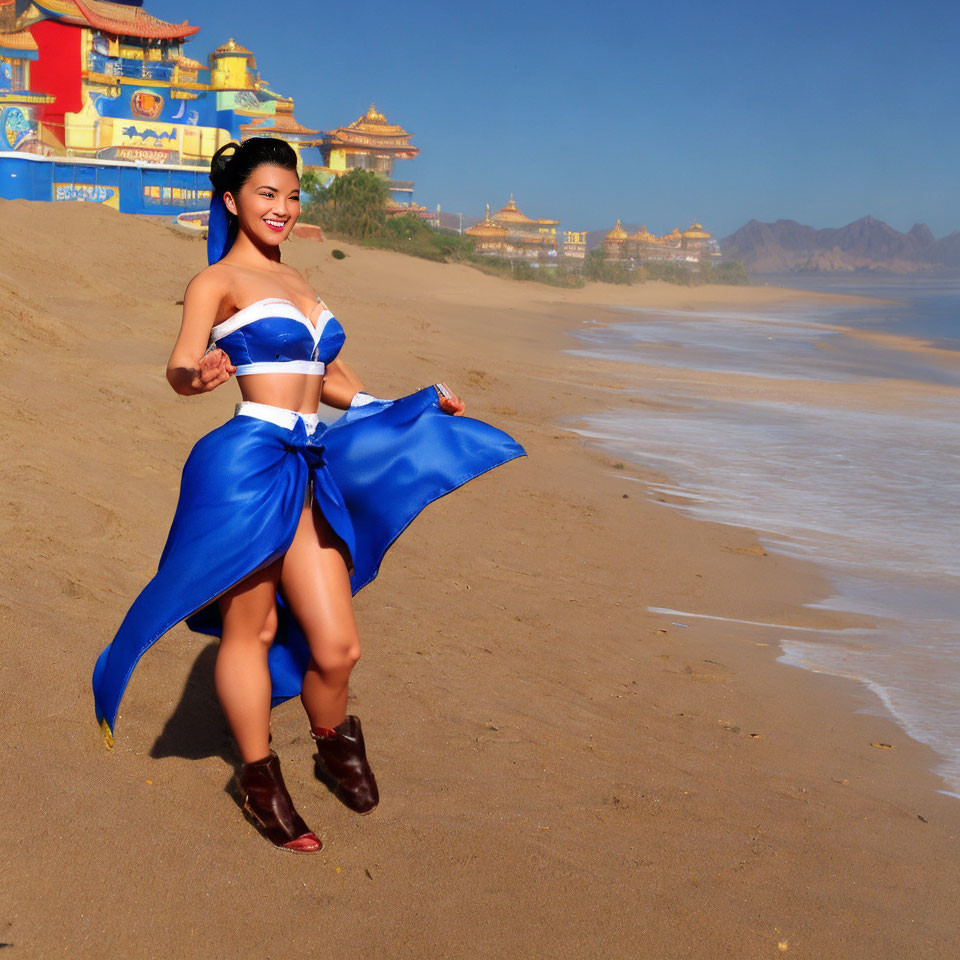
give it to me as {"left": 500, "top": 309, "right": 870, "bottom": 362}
{"left": 223, "top": 162, "right": 301, "bottom": 248}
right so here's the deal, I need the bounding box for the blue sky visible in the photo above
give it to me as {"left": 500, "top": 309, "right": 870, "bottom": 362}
{"left": 151, "top": 0, "right": 959, "bottom": 238}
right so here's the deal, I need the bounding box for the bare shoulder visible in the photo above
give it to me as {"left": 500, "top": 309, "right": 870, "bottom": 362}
{"left": 183, "top": 262, "right": 229, "bottom": 298}
{"left": 182, "top": 262, "right": 234, "bottom": 321}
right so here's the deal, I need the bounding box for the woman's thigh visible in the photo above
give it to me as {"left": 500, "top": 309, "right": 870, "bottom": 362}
{"left": 279, "top": 501, "right": 359, "bottom": 664}
{"left": 217, "top": 558, "right": 281, "bottom": 641}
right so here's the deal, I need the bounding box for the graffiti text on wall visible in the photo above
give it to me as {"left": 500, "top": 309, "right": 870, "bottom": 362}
{"left": 55, "top": 184, "right": 116, "bottom": 203}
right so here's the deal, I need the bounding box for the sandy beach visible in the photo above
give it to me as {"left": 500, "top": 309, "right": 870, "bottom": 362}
{"left": 1, "top": 198, "right": 958, "bottom": 959}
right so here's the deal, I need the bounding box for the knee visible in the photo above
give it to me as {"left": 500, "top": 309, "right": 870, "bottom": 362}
{"left": 312, "top": 633, "right": 361, "bottom": 675}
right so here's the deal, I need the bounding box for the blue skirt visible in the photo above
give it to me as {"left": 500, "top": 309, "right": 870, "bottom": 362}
{"left": 91, "top": 387, "right": 525, "bottom": 746}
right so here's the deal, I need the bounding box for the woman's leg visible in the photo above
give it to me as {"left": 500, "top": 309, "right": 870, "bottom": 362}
{"left": 279, "top": 501, "right": 360, "bottom": 729}
{"left": 215, "top": 559, "right": 281, "bottom": 764}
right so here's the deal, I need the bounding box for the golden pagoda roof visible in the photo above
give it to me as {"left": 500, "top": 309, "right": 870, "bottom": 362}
{"left": 605, "top": 218, "right": 629, "bottom": 241}
{"left": 0, "top": 27, "right": 38, "bottom": 51}
{"left": 465, "top": 204, "right": 509, "bottom": 239}
{"left": 176, "top": 55, "right": 204, "bottom": 70}
{"left": 493, "top": 194, "right": 534, "bottom": 224}
{"left": 213, "top": 37, "right": 254, "bottom": 57}
{"left": 682, "top": 221, "right": 712, "bottom": 239}
{"left": 630, "top": 224, "right": 657, "bottom": 242}
{"left": 346, "top": 103, "right": 410, "bottom": 135}
{"left": 21, "top": 0, "right": 200, "bottom": 39}
{"left": 241, "top": 113, "right": 319, "bottom": 136}
{"left": 315, "top": 103, "right": 419, "bottom": 156}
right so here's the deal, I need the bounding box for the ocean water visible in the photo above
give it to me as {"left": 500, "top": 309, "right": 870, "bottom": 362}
{"left": 564, "top": 277, "right": 960, "bottom": 798}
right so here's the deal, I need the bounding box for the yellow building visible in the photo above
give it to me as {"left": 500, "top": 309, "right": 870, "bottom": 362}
{"left": 303, "top": 103, "right": 424, "bottom": 213}
{"left": 465, "top": 194, "right": 559, "bottom": 260}
{"left": 603, "top": 219, "right": 716, "bottom": 262}
{"left": 0, "top": 5, "right": 316, "bottom": 199}
{"left": 462, "top": 203, "right": 509, "bottom": 254}
{"left": 0, "top": 2, "right": 420, "bottom": 219}
{"left": 681, "top": 221, "right": 716, "bottom": 256}
{"left": 313, "top": 102, "right": 418, "bottom": 174}
{"left": 602, "top": 218, "right": 629, "bottom": 258}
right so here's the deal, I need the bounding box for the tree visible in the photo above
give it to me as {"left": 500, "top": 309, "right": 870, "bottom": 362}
{"left": 301, "top": 168, "right": 390, "bottom": 241}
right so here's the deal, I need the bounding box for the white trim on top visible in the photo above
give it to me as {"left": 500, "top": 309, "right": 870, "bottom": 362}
{"left": 234, "top": 360, "right": 326, "bottom": 376}
{"left": 210, "top": 298, "right": 335, "bottom": 342}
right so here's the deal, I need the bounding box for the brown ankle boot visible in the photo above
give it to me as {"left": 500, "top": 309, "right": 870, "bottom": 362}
{"left": 310, "top": 716, "right": 379, "bottom": 814}
{"left": 238, "top": 750, "right": 322, "bottom": 852}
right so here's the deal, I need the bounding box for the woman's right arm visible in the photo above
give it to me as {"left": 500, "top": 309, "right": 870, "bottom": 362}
{"left": 166, "top": 273, "right": 236, "bottom": 396}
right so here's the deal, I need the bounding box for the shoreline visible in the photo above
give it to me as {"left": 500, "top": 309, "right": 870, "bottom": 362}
{"left": 541, "top": 296, "right": 960, "bottom": 796}
{"left": 550, "top": 293, "right": 960, "bottom": 797}
{"left": 2, "top": 200, "right": 959, "bottom": 958}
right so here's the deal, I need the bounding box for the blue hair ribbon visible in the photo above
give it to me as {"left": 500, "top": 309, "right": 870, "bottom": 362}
{"left": 206, "top": 190, "right": 234, "bottom": 265}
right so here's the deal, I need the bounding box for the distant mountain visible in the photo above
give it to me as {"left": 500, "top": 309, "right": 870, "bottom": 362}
{"left": 721, "top": 216, "right": 960, "bottom": 274}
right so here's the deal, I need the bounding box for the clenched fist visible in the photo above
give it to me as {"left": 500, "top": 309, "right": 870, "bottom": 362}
{"left": 193, "top": 347, "right": 236, "bottom": 392}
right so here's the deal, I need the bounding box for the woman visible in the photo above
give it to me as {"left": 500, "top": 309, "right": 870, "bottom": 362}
{"left": 91, "top": 137, "right": 525, "bottom": 853}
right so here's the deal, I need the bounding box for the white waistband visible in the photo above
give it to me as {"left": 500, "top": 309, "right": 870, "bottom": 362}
{"left": 234, "top": 400, "right": 321, "bottom": 435}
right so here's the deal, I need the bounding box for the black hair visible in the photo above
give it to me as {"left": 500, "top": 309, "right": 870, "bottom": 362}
{"left": 208, "top": 137, "right": 299, "bottom": 236}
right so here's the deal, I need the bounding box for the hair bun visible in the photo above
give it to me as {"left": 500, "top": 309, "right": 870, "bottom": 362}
{"left": 209, "top": 141, "right": 241, "bottom": 193}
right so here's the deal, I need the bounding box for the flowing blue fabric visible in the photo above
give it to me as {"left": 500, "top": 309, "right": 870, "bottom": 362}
{"left": 91, "top": 387, "right": 525, "bottom": 744}
{"left": 206, "top": 190, "right": 234, "bottom": 265}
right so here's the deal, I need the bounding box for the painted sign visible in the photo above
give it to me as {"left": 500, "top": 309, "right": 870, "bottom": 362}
{"left": 131, "top": 90, "right": 164, "bottom": 119}
{"left": 97, "top": 145, "right": 179, "bottom": 164}
{"left": 120, "top": 123, "right": 177, "bottom": 145}
{"left": 1, "top": 106, "right": 31, "bottom": 150}
{"left": 93, "top": 88, "right": 214, "bottom": 128}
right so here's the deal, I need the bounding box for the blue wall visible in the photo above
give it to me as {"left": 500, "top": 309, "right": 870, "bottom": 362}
{"left": 0, "top": 151, "right": 210, "bottom": 215}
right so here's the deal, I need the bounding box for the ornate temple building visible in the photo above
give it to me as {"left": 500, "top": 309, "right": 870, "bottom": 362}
{"left": 0, "top": 2, "right": 372, "bottom": 216}
{"left": 462, "top": 203, "right": 508, "bottom": 254}
{"left": 301, "top": 103, "right": 423, "bottom": 215}
{"left": 465, "top": 195, "right": 559, "bottom": 260}
{"left": 678, "top": 221, "right": 714, "bottom": 257}
{"left": 602, "top": 218, "right": 719, "bottom": 262}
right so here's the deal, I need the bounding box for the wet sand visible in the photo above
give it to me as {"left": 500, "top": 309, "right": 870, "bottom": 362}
{"left": 0, "top": 199, "right": 958, "bottom": 959}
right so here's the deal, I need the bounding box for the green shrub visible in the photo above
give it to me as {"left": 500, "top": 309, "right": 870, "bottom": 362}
{"left": 582, "top": 249, "right": 638, "bottom": 285}
{"left": 365, "top": 213, "right": 477, "bottom": 262}
{"left": 700, "top": 260, "right": 749, "bottom": 284}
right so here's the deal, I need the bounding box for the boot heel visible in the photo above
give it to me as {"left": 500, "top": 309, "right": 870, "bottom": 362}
{"left": 237, "top": 749, "right": 322, "bottom": 852}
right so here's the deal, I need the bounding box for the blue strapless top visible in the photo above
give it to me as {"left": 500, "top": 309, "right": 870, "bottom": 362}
{"left": 209, "top": 296, "right": 345, "bottom": 376}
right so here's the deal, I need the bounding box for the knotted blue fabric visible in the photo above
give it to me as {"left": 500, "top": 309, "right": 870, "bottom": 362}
{"left": 92, "top": 386, "right": 526, "bottom": 744}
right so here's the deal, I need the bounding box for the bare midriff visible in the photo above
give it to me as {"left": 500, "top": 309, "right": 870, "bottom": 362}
{"left": 235, "top": 371, "right": 325, "bottom": 415}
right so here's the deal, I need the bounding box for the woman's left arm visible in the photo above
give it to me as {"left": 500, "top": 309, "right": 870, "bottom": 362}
{"left": 321, "top": 357, "right": 365, "bottom": 409}
{"left": 321, "top": 359, "right": 465, "bottom": 415}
